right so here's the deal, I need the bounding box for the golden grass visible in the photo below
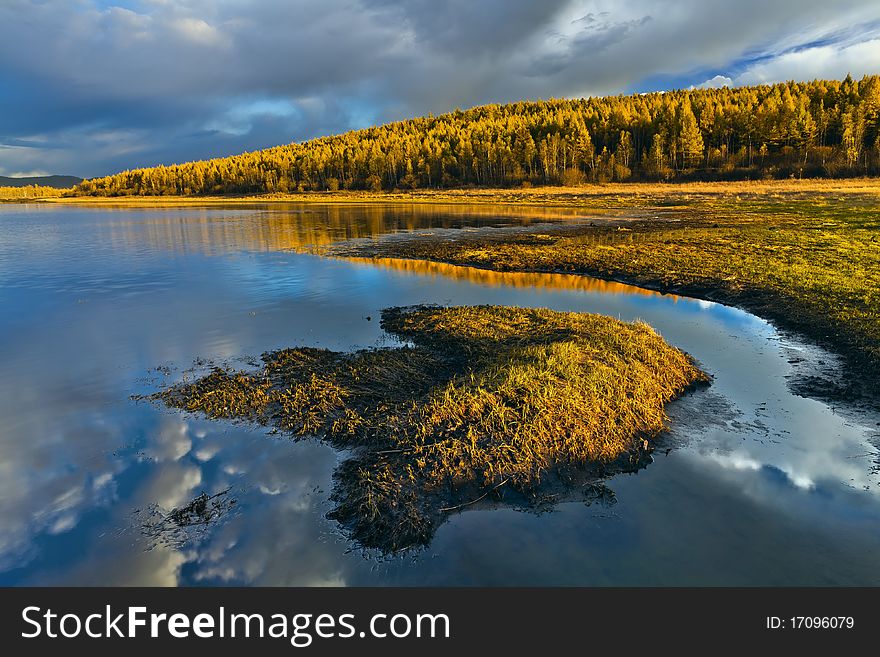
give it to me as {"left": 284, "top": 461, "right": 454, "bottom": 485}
{"left": 42, "top": 177, "right": 880, "bottom": 207}
{"left": 156, "top": 304, "right": 707, "bottom": 551}
{"left": 334, "top": 188, "right": 880, "bottom": 406}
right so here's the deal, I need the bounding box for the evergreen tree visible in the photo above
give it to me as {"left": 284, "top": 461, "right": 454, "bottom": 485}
{"left": 678, "top": 100, "right": 704, "bottom": 169}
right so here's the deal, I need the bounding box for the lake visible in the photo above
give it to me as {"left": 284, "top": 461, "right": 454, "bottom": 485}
{"left": 1, "top": 202, "right": 878, "bottom": 585}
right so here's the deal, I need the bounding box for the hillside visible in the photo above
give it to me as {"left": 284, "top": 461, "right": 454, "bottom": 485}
{"left": 0, "top": 175, "right": 81, "bottom": 189}
{"left": 75, "top": 76, "right": 880, "bottom": 197}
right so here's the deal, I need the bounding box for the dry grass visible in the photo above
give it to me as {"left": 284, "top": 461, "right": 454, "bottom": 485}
{"left": 156, "top": 304, "right": 707, "bottom": 551}
{"left": 41, "top": 177, "right": 880, "bottom": 207}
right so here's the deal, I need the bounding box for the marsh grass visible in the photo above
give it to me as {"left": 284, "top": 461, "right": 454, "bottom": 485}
{"left": 157, "top": 305, "right": 707, "bottom": 551}
{"left": 333, "top": 188, "right": 880, "bottom": 406}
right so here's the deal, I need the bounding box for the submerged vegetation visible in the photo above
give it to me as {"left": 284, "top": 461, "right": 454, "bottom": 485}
{"left": 138, "top": 488, "right": 237, "bottom": 550}
{"left": 156, "top": 305, "right": 707, "bottom": 551}
{"left": 334, "top": 186, "right": 880, "bottom": 406}
{"left": 76, "top": 77, "right": 880, "bottom": 196}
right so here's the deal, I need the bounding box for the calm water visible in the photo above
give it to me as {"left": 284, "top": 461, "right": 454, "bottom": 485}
{"left": 1, "top": 203, "right": 878, "bottom": 586}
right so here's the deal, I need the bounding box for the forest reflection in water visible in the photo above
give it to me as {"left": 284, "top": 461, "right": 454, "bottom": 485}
{"left": 344, "top": 256, "right": 678, "bottom": 299}
{"left": 99, "top": 202, "right": 608, "bottom": 254}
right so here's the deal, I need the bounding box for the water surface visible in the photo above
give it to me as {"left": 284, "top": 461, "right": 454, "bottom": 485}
{"left": 0, "top": 203, "right": 877, "bottom": 585}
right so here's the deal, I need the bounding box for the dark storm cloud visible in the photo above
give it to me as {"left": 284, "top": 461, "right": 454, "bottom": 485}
{"left": 366, "top": 0, "right": 571, "bottom": 56}
{"left": 527, "top": 15, "right": 653, "bottom": 77}
{"left": 0, "top": 0, "right": 878, "bottom": 177}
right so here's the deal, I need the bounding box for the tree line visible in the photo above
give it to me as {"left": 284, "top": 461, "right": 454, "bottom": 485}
{"left": 0, "top": 185, "right": 65, "bottom": 199}
{"left": 75, "top": 76, "right": 880, "bottom": 196}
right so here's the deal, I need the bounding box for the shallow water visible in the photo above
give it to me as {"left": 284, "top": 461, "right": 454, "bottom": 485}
{"left": 0, "top": 203, "right": 877, "bottom": 585}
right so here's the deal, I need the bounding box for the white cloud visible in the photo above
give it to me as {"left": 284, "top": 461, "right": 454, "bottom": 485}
{"left": 2, "top": 169, "right": 51, "bottom": 177}
{"left": 144, "top": 418, "right": 192, "bottom": 463}
{"left": 171, "top": 17, "right": 225, "bottom": 47}
{"left": 707, "top": 451, "right": 762, "bottom": 472}
{"left": 734, "top": 38, "right": 880, "bottom": 85}
{"left": 778, "top": 466, "right": 816, "bottom": 491}
{"left": 694, "top": 75, "right": 733, "bottom": 89}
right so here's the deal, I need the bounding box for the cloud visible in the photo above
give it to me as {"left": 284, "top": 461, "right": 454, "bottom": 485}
{"left": 694, "top": 75, "right": 733, "bottom": 89}
{"left": 734, "top": 38, "right": 880, "bottom": 85}
{"left": 172, "top": 17, "right": 225, "bottom": 46}
{"left": 0, "top": 0, "right": 878, "bottom": 177}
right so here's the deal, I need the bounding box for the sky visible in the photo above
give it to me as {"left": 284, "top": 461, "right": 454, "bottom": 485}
{"left": 1, "top": 0, "right": 880, "bottom": 179}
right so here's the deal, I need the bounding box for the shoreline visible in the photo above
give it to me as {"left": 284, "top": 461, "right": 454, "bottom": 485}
{"left": 9, "top": 179, "right": 879, "bottom": 413}
{"left": 8, "top": 177, "right": 880, "bottom": 207}
{"left": 357, "top": 250, "right": 878, "bottom": 418}
{"left": 319, "top": 188, "right": 879, "bottom": 414}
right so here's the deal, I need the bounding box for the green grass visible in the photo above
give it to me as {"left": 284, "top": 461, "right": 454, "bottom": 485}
{"left": 156, "top": 304, "right": 706, "bottom": 552}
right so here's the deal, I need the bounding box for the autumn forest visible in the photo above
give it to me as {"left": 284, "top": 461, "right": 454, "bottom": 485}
{"left": 74, "top": 76, "right": 880, "bottom": 196}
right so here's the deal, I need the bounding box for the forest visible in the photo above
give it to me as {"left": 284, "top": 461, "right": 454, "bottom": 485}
{"left": 0, "top": 185, "right": 65, "bottom": 200}
{"left": 74, "top": 76, "right": 880, "bottom": 196}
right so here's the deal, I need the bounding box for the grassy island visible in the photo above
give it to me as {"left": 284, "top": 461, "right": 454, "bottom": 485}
{"left": 156, "top": 304, "right": 707, "bottom": 551}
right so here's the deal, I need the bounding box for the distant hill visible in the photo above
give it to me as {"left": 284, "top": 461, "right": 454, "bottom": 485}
{"left": 74, "top": 76, "right": 880, "bottom": 197}
{"left": 0, "top": 175, "right": 82, "bottom": 189}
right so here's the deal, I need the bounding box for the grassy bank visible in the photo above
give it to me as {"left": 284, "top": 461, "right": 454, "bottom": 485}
{"left": 156, "top": 305, "right": 707, "bottom": 551}
{"left": 38, "top": 177, "right": 880, "bottom": 207}
{"left": 329, "top": 183, "right": 880, "bottom": 406}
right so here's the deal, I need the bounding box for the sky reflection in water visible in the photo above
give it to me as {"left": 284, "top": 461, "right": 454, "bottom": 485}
{"left": 0, "top": 203, "right": 877, "bottom": 585}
